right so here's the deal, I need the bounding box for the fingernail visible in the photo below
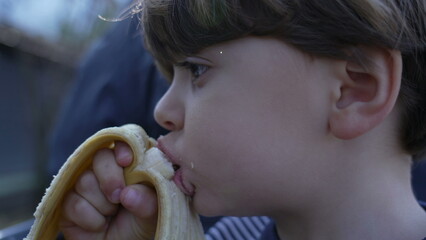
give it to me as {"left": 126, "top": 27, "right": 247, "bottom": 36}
{"left": 117, "top": 149, "right": 132, "bottom": 166}
{"left": 123, "top": 188, "right": 138, "bottom": 207}
{"left": 118, "top": 149, "right": 131, "bottom": 160}
{"left": 110, "top": 189, "right": 122, "bottom": 203}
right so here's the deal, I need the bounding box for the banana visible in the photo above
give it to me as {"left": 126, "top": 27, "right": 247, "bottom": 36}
{"left": 25, "top": 124, "right": 205, "bottom": 239}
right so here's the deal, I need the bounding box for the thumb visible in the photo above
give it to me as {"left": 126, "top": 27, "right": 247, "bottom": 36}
{"left": 120, "top": 184, "right": 158, "bottom": 237}
{"left": 121, "top": 184, "right": 158, "bottom": 219}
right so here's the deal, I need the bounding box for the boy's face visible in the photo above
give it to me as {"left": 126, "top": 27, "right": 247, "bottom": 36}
{"left": 155, "top": 37, "right": 336, "bottom": 216}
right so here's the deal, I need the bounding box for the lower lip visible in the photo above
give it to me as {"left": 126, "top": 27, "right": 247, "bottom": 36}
{"left": 172, "top": 169, "right": 195, "bottom": 197}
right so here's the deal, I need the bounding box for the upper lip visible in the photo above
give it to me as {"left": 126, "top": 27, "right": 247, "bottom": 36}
{"left": 157, "top": 137, "right": 181, "bottom": 171}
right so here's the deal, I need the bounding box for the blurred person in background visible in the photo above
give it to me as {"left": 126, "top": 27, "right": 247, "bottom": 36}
{"left": 47, "top": 16, "right": 168, "bottom": 174}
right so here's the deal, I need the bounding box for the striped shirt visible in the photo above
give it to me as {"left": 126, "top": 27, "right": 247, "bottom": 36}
{"left": 204, "top": 201, "right": 426, "bottom": 240}
{"left": 205, "top": 216, "right": 271, "bottom": 240}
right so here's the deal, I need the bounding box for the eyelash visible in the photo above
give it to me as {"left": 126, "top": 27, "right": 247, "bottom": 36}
{"left": 179, "top": 61, "right": 209, "bottom": 83}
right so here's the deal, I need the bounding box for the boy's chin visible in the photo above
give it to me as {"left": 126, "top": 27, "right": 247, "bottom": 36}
{"left": 193, "top": 198, "right": 246, "bottom": 218}
{"left": 192, "top": 198, "right": 225, "bottom": 217}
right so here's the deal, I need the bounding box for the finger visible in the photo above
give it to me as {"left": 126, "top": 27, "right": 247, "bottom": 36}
{"left": 120, "top": 184, "right": 158, "bottom": 221}
{"left": 62, "top": 190, "right": 106, "bottom": 231}
{"left": 93, "top": 148, "right": 125, "bottom": 204}
{"left": 114, "top": 141, "right": 133, "bottom": 167}
{"left": 75, "top": 170, "right": 118, "bottom": 216}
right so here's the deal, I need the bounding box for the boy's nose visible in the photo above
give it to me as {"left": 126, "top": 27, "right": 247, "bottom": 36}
{"left": 154, "top": 88, "right": 184, "bottom": 132}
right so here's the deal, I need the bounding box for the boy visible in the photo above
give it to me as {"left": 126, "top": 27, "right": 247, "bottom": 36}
{"left": 59, "top": 0, "right": 426, "bottom": 239}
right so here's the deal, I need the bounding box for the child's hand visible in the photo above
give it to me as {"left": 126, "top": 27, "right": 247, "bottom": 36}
{"left": 59, "top": 142, "right": 158, "bottom": 240}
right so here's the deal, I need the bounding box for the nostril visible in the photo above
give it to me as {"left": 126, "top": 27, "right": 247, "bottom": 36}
{"left": 164, "top": 121, "right": 177, "bottom": 131}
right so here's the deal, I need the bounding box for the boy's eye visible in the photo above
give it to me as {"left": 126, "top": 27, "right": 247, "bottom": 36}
{"left": 176, "top": 61, "right": 210, "bottom": 84}
{"left": 188, "top": 63, "right": 209, "bottom": 79}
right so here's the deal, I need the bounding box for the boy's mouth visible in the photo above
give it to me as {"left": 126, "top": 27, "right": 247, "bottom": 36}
{"left": 172, "top": 167, "right": 195, "bottom": 197}
{"left": 173, "top": 164, "right": 180, "bottom": 172}
{"left": 157, "top": 139, "right": 195, "bottom": 197}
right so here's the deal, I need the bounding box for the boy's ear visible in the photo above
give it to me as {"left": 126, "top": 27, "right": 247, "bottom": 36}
{"left": 329, "top": 47, "right": 402, "bottom": 140}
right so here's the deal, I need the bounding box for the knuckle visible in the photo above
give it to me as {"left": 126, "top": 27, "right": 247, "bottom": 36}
{"left": 70, "top": 194, "right": 89, "bottom": 215}
{"left": 75, "top": 171, "right": 96, "bottom": 195}
{"left": 63, "top": 192, "right": 85, "bottom": 219}
{"left": 93, "top": 148, "right": 113, "bottom": 165}
{"left": 63, "top": 192, "right": 105, "bottom": 231}
{"left": 99, "top": 180, "right": 122, "bottom": 201}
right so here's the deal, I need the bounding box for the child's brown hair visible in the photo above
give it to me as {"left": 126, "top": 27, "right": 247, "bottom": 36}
{"left": 137, "top": 0, "right": 426, "bottom": 159}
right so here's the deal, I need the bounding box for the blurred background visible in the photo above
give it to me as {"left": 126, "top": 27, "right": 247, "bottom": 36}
{"left": 0, "top": 0, "right": 425, "bottom": 239}
{"left": 0, "top": 0, "right": 130, "bottom": 230}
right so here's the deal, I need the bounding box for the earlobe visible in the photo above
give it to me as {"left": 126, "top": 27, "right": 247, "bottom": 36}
{"left": 329, "top": 48, "right": 402, "bottom": 140}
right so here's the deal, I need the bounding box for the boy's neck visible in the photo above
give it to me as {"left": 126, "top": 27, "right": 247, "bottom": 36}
{"left": 273, "top": 152, "right": 426, "bottom": 240}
